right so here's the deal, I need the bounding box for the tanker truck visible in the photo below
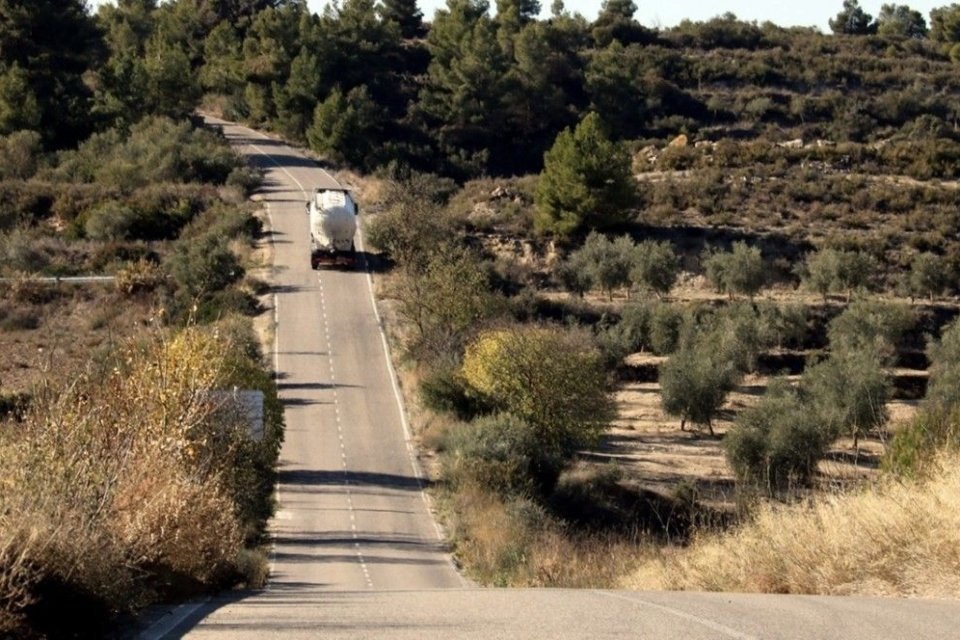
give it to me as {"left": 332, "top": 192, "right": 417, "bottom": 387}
{"left": 306, "top": 187, "right": 358, "bottom": 269}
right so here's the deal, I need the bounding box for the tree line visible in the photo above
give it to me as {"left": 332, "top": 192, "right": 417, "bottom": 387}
{"left": 4, "top": 0, "right": 960, "bottom": 180}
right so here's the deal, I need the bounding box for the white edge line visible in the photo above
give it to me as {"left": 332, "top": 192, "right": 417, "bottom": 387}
{"left": 139, "top": 599, "right": 210, "bottom": 640}
{"left": 356, "top": 222, "right": 468, "bottom": 585}
{"left": 593, "top": 591, "right": 758, "bottom": 640}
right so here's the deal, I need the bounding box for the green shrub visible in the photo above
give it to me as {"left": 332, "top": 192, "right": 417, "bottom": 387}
{"left": 884, "top": 410, "right": 960, "bottom": 478}
{"left": 461, "top": 325, "right": 615, "bottom": 486}
{"left": 225, "top": 166, "right": 263, "bottom": 197}
{"left": 0, "top": 131, "right": 43, "bottom": 180}
{"left": 167, "top": 232, "right": 244, "bottom": 299}
{"left": 725, "top": 379, "right": 833, "bottom": 491}
{"left": 0, "top": 180, "right": 55, "bottom": 230}
{"left": 442, "top": 413, "right": 565, "bottom": 498}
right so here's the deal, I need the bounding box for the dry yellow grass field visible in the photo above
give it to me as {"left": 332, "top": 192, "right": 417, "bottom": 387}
{"left": 624, "top": 452, "right": 960, "bottom": 597}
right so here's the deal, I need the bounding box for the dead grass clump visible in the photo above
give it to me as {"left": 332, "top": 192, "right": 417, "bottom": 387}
{"left": 447, "top": 482, "right": 648, "bottom": 588}
{"left": 628, "top": 453, "right": 960, "bottom": 597}
{"left": 0, "top": 325, "right": 260, "bottom": 634}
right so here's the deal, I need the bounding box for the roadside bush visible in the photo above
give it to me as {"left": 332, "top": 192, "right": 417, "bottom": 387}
{"left": 225, "top": 166, "right": 263, "bottom": 196}
{"left": 0, "top": 326, "right": 274, "bottom": 632}
{"left": 392, "top": 245, "right": 498, "bottom": 362}
{"left": 366, "top": 175, "right": 459, "bottom": 272}
{"left": 167, "top": 232, "right": 244, "bottom": 299}
{"left": 885, "top": 410, "right": 960, "bottom": 479}
{"left": 419, "top": 364, "right": 488, "bottom": 421}
{"left": 725, "top": 379, "right": 833, "bottom": 491}
{"left": 461, "top": 326, "right": 615, "bottom": 492}
{"left": 443, "top": 413, "right": 563, "bottom": 498}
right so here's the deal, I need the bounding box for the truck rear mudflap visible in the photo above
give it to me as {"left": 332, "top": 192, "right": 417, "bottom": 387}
{"left": 311, "top": 250, "right": 357, "bottom": 270}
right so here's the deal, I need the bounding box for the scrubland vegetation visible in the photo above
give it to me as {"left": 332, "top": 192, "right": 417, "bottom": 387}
{"left": 1, "top": 4, "right": 280, "bottom": 635}
{"left": 5, "top": 0, "right": 960, "bottom": 628}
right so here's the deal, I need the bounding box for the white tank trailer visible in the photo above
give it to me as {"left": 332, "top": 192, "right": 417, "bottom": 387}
{"left": 307, "top": 188, "right": 358, "bottom": 269}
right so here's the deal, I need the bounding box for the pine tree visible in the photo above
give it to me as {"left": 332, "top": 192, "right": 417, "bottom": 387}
{"left": 534, "top": 112, "right": 636, "bottom": 236}
{"left": 0, "top": 0, "right": 103, "bottom": 146}
{"left": 381, "top": 0, "right": 424, "bottom": 39}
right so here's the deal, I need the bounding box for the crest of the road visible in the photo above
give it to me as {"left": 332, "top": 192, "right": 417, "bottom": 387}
{"left": 139, "top": 118, "right": 960, "bottom": 640}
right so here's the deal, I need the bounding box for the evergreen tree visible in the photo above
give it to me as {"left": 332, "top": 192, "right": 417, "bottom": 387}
{"left": 534, "top": 112, "right": 636, "bottom": 236}
{"left": 829, "top": 0, "right": 877, "bottom": 35}
{"left": 877, "top": 3, "right": 928, "bottom": 38}
{"left": 275, "top": 50, "right": 325, "bottom": 139}
{"left": 0, "top": 0, "right": 103, "bottom": 146}
{"left": 306, "top": 85, "right": 382, "bottom": 168}
{"left": 381, "top": 0, "right": 424, "bottom": 39}
{"left": 497, "top": 20, "right": 584, "bottom": 173}
{"left": 592, "top": 0, "right": 649, "bottom": 46}
{"left": 419, "top": 0, "right": 509, "bottom": 176}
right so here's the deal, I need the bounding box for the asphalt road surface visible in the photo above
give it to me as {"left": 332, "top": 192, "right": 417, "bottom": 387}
{"left": 140, "top": 119, "right": 960, "bottom": 639}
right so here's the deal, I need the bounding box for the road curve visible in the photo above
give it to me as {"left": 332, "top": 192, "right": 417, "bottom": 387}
{"left": 142, "top": 120, "right": 960, "bottom": 639}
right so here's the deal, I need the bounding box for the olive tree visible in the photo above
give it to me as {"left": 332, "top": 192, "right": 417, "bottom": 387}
{"left": 630, "top": 239, "right": 680, "bottom": 298}
{"left": 802, "top": 248, "right": 878, "bottom": 301}
{"left": 904, "top": 252, "right": 950, "bottom": 301}
{"left": 826, "top": 299, "right": 915, "bottom": 364}
{"left": 924, "top": 318, "right": 960, "bottom": 414}
{"left": 659, "top": 329, "right": 742, "bottom": 436}
{"left": 702, "top": 241, "right": 765, "bottom": 299}
{"left": 725, "top": 379, "right": 835, "bottom": 491}
{"left": 802, "top": 349, "right": 889, "bottom": 448}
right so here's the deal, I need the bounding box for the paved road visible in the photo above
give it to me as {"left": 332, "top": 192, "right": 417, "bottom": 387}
{"left": 141, "top": 120, "right": 960, "bottom": 639}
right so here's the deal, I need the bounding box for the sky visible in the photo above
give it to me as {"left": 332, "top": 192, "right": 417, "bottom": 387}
{"left": 87, "top": 1, "right": 950, "bottom": 33}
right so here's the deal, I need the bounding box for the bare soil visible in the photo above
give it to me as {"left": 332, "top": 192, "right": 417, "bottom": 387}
{"left": 0, "top": 283, "right": 157, "bottom": 393}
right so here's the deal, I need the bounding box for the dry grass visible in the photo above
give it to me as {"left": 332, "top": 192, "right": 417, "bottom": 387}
{"left": 0, "top": 325, "right": 259, "bottom": 633}
{"left": 447, "top": 483, "right": 649, "bottom": 588}
{"left": 625, "top": 453, "right": 960, "bottom": 597}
